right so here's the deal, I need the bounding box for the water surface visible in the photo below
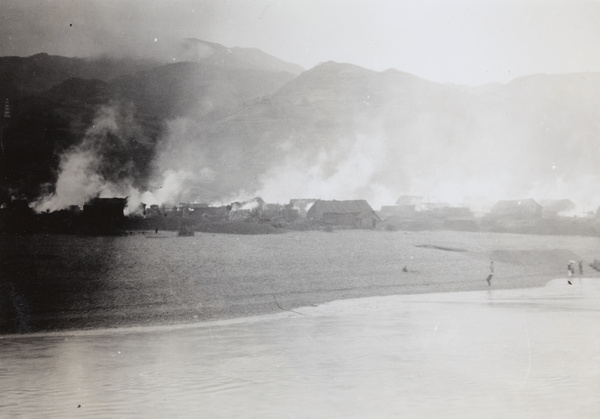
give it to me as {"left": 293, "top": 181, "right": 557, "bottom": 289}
{"left": 2, "top": 278, "right": 599, "bottom": 418}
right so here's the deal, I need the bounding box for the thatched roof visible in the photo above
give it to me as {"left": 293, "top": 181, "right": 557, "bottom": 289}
{"left": 307, "top": 199, "right": 379, "bottom": 220}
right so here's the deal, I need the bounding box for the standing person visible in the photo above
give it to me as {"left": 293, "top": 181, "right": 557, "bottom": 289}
{"left": 568, "top": 262, "right": 574, "bottom": 278}
{"left": 578, "top": 260, "right": 583, "bottom": 275}
{"left": 486, "top": 261, "right": 494, "bottom": 286}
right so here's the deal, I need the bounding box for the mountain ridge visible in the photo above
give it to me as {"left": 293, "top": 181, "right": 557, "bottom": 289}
{"left": 1, "top": 45, "right": 600, "bottom": 212}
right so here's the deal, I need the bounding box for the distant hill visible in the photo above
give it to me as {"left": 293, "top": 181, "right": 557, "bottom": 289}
{"left": 180, "top": 38, "right": 304, "bottom": 75}
{"left": 2, "top": 43, "right": 600, "bottom": 212}
{"left": 111, "top": 60, "right": 297, "bottom": 120}
{"left": 175, "top": 63, "right": 600, "bottom": 207}
{"left": 0, "top": 41, "right": 303, "bottom": 203}
{"left": 0, "top": 53, "right": 161, "bottom": 100}
{"left": 0, "top": 39, "right": 302, "bottom": 100}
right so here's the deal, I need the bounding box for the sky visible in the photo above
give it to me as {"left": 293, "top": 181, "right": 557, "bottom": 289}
{"left": 2, "top": 0, "right": 600, "bottom": 85}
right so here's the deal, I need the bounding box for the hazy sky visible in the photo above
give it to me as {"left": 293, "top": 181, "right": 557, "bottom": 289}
{"left": 2, "top": 0, "right": 600, "bottom": 85}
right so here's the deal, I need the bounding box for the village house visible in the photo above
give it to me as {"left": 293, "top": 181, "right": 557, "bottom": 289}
{"left": 145, "top": 204, "right": 164, "bottom": 217}
{"left": 378, "top": 204, "right": 418, "bottom": 219}
{"left": 306, "top": 199, "right": 380, "bottom": 229}
{"left": 229, "top": 208, "right": 253, "bottom": 221}
{"left": 379, "top": 195, "right": 424, "bottom": 219}
{"left": 489, "top": 199, "right": 543, "bottom": 220}
{"left": 228, "top": 198, "right": 264, "bottom": 221}
{"left": 192, "top": 206, "right": 230, "bottom": 221}
{"left": 262, "top": 203, "right": 299, "bottom": 222}
{"left": 540, "top": 199, "right": 576, "bottom": 218}
{"left": 289, "top": 199, "right": 318, "bottom": 218}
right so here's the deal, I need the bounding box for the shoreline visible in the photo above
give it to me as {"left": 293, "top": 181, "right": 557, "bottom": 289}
{"left": 1, "top": 275, "right": 585, "bottom": 339}
{"left": 1, "top": 230, "right": 599, "bottom": 335}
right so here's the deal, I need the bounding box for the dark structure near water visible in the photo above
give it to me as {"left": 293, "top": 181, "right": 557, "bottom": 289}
{"left": 83, "top": 197, "right": 127, "bottom": 234}
{"left": 307, "top": 199, "right": 380, "bottom": 229}
{"left": 0, "top": 199, "right": 36, "bottom": 233}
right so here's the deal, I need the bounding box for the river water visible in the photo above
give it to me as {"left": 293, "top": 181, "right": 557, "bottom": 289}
{"left": 2, "top": 278, "right": 599, "bottom": 418}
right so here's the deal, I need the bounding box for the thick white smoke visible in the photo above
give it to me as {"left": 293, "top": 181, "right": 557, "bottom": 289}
{"left": 251, "top": 133, "right": 395, "bottom": 210}
{"left": 34, "top": 105, "right": 142, "bottom": 213}
{"left": 34, "top": 68, "right": 600, "bottom": 218}
{"left": 134, "top": 169, "right": 194, "bottom": 208}
{"left": 33, "top": 103, "right": 219, "bottom": 214}
{"left": 145, "top": 117, "right": 217, "bottom": 205}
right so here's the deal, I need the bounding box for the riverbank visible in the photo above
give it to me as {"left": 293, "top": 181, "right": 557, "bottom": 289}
{"left": 1, "top": 230, "right": 600, "bottom": 334}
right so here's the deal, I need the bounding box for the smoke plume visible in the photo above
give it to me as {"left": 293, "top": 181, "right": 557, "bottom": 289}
{"left": 34, "top": 104, "right": 146, "bottom": 213}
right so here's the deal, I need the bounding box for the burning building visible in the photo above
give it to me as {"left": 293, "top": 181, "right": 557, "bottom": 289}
{"left": 289, "top": 199, "right": 318, "bottom": 218}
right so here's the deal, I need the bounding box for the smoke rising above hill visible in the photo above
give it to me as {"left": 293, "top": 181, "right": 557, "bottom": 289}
{"left": 245, "top": 131, "right": 394, "bottom": 208}
{"left": 28, "top": 58, "right": 600, "bottom": 217}
{"left": 142, "top": 68, "right": 600, "bottom": 214}
{"left": 33, "top": 104, "right": 156, "bottom": 213}
{"left": 139, "top": 118, "right": 218, "bottom": 207}
{"left": 35, "top": 105, "right": 130, "bottom": 212}
{"left": 33, "top": 106, "right": 216, "bottom": 213}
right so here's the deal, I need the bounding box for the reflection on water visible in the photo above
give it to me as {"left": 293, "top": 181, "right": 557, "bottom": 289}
{"left": 2, "top": 279, "right": 600, "bottom": 418}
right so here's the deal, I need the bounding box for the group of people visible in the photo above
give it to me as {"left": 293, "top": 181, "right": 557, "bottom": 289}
{"left": 485, "top": 259, "right": 585, "bottom": 287}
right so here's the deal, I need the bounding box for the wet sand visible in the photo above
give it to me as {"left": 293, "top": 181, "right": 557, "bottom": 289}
{"left": 1, "top": 230, "right": 600, "bottom": 333}
{"left": 3, "top": 279, "right": 600, "bottom": 418}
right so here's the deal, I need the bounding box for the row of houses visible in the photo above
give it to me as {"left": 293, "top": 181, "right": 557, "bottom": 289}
{"left": 381, "top": 196, "right": 577, "bottom": 221}
{"left": 143, "top": 196, "right": 579, "bottom": 230}
{"left": 3, "top": 194, "right": 586, "bottom": 234}
{"left": 0, "top": 197, "right": 380, "bottom": 233}
{"left": 144, "top": 198, "right": 382, "bottom": 229}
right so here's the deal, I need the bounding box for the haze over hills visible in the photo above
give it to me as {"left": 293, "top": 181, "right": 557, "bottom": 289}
{"left": 0, "top": 53, "right": 161, "bottom": 100}
{"left": 1, "top": 39, "right": 599, "bottom": 214}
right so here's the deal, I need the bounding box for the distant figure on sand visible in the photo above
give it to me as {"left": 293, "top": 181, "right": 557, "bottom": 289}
{"left": 579, "top": 260, "right": 583, "bottom": 275}
{"left": 567, "top": 262, "right": 575, "bottom": 277}
{"left": 402, "top": 266, "right": 408, "bottom": 272}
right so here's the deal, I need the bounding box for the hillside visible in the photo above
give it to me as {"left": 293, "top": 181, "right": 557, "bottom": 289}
{"left": 0, "top": 53, "right": 161, "bottom": 100}
{"left": 174, "top": 63, "right": 600, "bottom": 210}
{"left": 0, "top": 42, "right": 302, "bottom": 206}
{"left": 2, "top": 45, "right": 600, "bottom": 213}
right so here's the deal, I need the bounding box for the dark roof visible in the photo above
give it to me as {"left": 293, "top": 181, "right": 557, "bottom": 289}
{"left": 307, "top": 199, "right": 379, "bottom": 219}
{"left": 84, "top": 197, "right": 127, "bottom": 209}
